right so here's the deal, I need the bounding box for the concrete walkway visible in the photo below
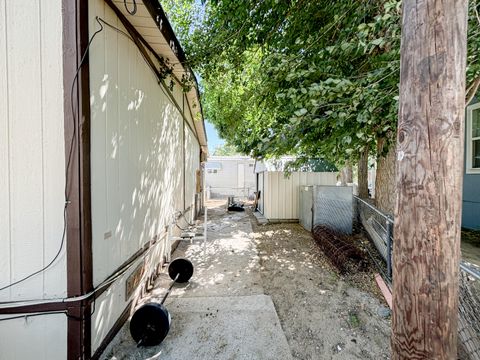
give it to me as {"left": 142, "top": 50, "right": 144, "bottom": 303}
{"left": 102, "top": 201, "right": 292, "bottom": 360}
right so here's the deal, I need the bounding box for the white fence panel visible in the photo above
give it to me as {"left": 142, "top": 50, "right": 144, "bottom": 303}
{"left": 263, "top": 171, "right": 337, "bottom": 220}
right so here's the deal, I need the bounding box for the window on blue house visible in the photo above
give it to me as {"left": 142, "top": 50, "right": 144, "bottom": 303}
{"left": 467, "top": 103, "right": 480, "bottom": 173}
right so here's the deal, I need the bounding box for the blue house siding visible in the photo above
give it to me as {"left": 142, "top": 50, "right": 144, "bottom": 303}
{"left": 462, "top": 178, "right": 480, "bottom": 230}
{"left": 462, "top": 97, "right": 480, "bottom": 230}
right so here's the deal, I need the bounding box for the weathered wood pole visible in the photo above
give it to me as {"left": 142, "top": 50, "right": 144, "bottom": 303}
{"left": 392, "top": 1, "right": 468, "bottom": 359}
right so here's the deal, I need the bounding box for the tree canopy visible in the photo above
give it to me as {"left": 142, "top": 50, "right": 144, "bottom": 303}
{"left": 212, "top": 143, "right": 240, "bottom": 156}
{"left": 163, "top": 0, "right": 480, "bottom": 166}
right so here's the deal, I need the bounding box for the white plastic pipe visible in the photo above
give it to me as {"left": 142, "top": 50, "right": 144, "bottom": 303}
{"left": 203, "top": 165, "right": 208, "bottom": 261}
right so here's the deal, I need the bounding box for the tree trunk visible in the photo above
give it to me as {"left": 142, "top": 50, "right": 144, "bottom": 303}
{"left": 392, "top": 1, "right": 468, "bottom": 359}
{"left": 357, "top": 147, "right": 369, "bottom": 199}
{"left": 375, "top": 137, "right": 396, "bottom": 215}
{"left": 340, "top": 164, "right": 353, "bottom": 185}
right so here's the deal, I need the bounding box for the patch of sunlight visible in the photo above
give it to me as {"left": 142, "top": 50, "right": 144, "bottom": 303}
{"left": 146, "top": 351, "right": 163, "bottom": 360}
{"left": 115, "top": 220, "right": 122, "bottom": 236}
{"left": 135, "top": 89, "right": 144, "bottom": 110}
{"left": 110, "top": 134, "right": 118, "bottom": 159}
{"left": 220, "top": 238, "right": 251, "bottom": 252}
{"left": 99, "top": 82, "right": 109, "bottom": 99}
{"left": 132, "top": 188, "right": 137, "bottom": 205}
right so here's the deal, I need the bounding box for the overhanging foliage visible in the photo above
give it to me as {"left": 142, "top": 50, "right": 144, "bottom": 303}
{"left": 163, "top": 0, "right": 480, "bottom": 166}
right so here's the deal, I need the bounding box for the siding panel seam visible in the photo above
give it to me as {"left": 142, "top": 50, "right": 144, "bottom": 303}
{"left": 38, "top": 0, "right": 46, "bottom": 297}
{"left": 4, "top": 0, "right": 12, "bottom": 297}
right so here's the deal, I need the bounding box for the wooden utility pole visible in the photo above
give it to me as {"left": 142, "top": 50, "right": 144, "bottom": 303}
{"left": 392, "top": 1, "right": 468, "bottom": 359}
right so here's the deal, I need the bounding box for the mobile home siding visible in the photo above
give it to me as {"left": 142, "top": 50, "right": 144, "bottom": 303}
{"left": 88, "top": 1, "right": 202, "bottom": 352}
{"left": 185, "top": 123, "right": 201, "bottom": 214}
{"left": 89, "top": 1, "right": 186, "bottom": 286}
{"left": 0, "top": 0, "right": 67, "bottom": 358}
{"left": 0, "top": 0, "right": 66, "bottom": 302}
{"left": 0, "top": 313, "right": 67, "bottom": 359}
{"left": 262, "top": 172, "right": 337, "bottom": 220}
{"left": 205, "top": 156, "right": 256, "bottom": 198}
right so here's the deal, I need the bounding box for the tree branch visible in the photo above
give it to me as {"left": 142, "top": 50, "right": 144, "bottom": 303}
{"left": 466, "top": 76, "right": 480, "bottom": 106}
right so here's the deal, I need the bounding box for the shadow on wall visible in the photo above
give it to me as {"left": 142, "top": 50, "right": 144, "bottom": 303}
{"left": 88, "top": 26, "right": 198, "bottom": 349}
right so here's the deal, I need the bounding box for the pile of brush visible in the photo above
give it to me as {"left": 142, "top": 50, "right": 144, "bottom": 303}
{"left": 312, "top": 225, "right": 365, "bottom": 273}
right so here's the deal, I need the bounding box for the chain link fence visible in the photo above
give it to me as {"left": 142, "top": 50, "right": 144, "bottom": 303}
{"left": 354, "top": 196, "right": 480, "bottom": 360}
{"left": 459, "top": 266, "right": 480, "bottom": 359}
{"left": 354, "top": 196, "right": 393, "bottom": 282}
{"left": 206, "top": 186, "right": 255, "bottom": 201}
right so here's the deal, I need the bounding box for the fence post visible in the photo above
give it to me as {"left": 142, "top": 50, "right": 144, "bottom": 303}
{"left": 386, "top": 218, "right": 393, "bottom": 280}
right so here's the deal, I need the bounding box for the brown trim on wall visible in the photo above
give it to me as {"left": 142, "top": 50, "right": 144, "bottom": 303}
{"left": 90, "top": 300, "right": 133, "bottom": 360}
{"left": 141, "top": 0, "right": 207, "bottom": 147}
{"left": 93, "top": 236, "right": 160, "bottom": 299}
{"left": 90, "top": 233, "right": 182, "bottom": 359}
{"left": 103, "top": 0, "right": 202, "bottom": 146}
{"left": 0, "top": 235, "right": 161, "bottom": 317}
{"left": 0, "top": 302, "right": 67, "bottom": 315}
{"left": 63, "top": 0, "right": 93, "bottom": 359}
{"left": 141, "top": 0, "right": 187, "bottom": 64}
{"left": 104, "top": 0, "right": 164, "bottom": 82}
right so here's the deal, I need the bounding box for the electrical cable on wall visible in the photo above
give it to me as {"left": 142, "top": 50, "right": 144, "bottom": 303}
{"left": 0, "top": 17, "right": 105, "bottom": 293}
{"left": 0, "top": 14, "right": 198, "bottom": 300}
{"left": 124, "top": 0, "right": 137, "bottom": 15}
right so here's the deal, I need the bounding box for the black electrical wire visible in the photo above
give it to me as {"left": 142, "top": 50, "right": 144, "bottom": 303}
{"left": 124, "top": 0, "right": 137, "bottom": 15}
{"left": 0, "top": 309, "right": 88, "bottom": 322}
{"left": 0, "top": 15, "right": 187, "bottom": 296}
{"left": 175, "top": 223, "right": 189, "bottom": 231}
{"left": 179, "top": 211, "right": 196, "bottom": 227}
{"left": 0, "top": 311, "right": 67, "bottom": 322}
{"left": 0, "top": 17, "right": 105, "bottom": 293}
{"left": 99, "top": 16, "right": 198, "bottom": 149}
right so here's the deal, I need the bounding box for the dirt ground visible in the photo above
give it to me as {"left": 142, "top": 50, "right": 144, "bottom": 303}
{"left": 248, "top": 208, "right": 391, "bottom": 360}
{"left": 103, "top": 200, "right": 391, "bottom": 359}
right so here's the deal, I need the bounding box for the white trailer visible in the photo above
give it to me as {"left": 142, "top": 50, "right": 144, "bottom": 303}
{"left": 0, "top": 1, "right": 207, "bottom": 358}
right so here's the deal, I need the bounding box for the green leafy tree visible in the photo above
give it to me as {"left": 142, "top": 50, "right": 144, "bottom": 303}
{"left": 163, "top": 0, "right": 480, "bottom": 168}
{"left": 212, "top": 143, "right": 241, "bottom": 156}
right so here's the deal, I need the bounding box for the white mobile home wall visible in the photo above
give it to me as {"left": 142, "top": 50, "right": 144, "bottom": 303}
{"left": 0, "top": 0, "right": 67, "bottom": 359}
{"left": 88, "top": 0, "right": 201, "bottom": 353}
{"left": 260, "top": 171, "right": 337, "bottom": 220}
{"left": 206, "top": 156, "right": 256, "bottom": 198}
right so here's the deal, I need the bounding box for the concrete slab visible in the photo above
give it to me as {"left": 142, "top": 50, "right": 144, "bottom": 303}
{"left": 253, "top": 211, "right": 269, "bottom": 225}
{"left": 102, "top": 295, "right": 292, "bottom": 360}
{"left": 101, "top": 201, "right": 292, "bottom": 359}
{"left": 145, "top": 209, "right": 263, "bottom": 300}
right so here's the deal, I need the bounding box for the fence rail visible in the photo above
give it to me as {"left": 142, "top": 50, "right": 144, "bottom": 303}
{"left": 354, "top": 196, "right": 393, "bottom": 281}
{"left": 354, "top": 196, "right": 480, "bottom": 359}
